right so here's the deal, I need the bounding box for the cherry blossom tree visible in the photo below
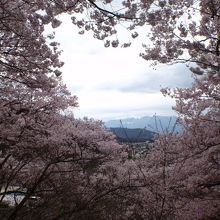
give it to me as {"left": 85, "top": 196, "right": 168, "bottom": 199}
{"left": 2, "top": 115, "right": 129, "bottom": 219}
{"left": 144, "top": 74, "right": 220, "bottom": 220}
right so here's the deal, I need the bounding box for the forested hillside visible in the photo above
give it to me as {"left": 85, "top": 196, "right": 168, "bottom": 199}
{"left": 110, "top": 127, "right": 156, "bottom": 143}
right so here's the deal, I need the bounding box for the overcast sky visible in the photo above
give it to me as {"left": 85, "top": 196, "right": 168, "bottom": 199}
{"left": 53, "top": 15, "right": 193, "bottom": 121}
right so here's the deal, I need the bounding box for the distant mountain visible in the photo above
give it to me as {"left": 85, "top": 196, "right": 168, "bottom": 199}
{"left": 105, "top": 116, "right": 181, "bottom": 133}
{"left": 109, "top": 127, "right": 156, "bottom": 143}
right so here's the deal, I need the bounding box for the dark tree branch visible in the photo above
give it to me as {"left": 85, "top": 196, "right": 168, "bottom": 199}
{"left": 87, "top": 0, "right": 139, "bottom": 20}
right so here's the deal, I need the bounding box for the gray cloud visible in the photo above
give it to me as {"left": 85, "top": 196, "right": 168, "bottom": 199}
{"left": 98, "top": 64, "right": 194, "bottom": 93}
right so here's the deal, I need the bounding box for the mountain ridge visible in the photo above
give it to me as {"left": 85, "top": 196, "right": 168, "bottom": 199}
{"left": 104, "top": 115, "right": 181, "bottom": 133}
